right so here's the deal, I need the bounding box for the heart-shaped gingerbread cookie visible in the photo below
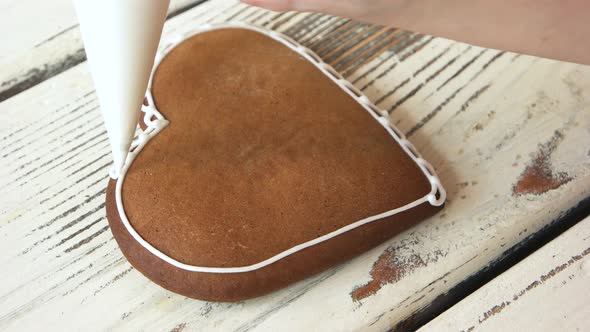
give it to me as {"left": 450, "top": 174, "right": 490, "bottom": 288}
{"left": 106, "top": 23, "right": 445, "bottom": 302}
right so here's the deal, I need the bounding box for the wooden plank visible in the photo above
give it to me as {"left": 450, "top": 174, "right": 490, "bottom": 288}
{"left": 0, "top": 0, "right": 203, "bottom": 55}
{"left": 0, "top": 0, "right": 207, "bottom": 101}
{"left": 419, "top": 216, "right": 590, "bottom": 332}
{"left": 1, "top": 1, "right": 590, "bottom": 331}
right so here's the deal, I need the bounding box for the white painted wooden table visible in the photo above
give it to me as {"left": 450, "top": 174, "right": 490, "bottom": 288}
{"left": 420, "top": 216, "right": 590, "bottom": 332}
{"left": 1, "top": 0, "right": 590, "bottom": 331}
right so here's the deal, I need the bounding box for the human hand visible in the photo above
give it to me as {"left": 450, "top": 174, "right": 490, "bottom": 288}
{"left": 240, "top": 0, "right": 590, "bottom": 65}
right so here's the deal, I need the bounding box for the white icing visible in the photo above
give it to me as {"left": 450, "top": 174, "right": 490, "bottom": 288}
{"left": 114, "top": 22, "right": 447, "bottom": 274}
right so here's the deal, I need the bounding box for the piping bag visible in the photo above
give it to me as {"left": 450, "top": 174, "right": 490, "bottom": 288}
{"left": 74, "top": 0, "right": 170, "bottom": 178}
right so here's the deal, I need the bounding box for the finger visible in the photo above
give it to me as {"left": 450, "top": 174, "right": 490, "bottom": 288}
{"left": 239, "top": 0, "right": 335, "bottom": 12}
{"left": 239, "top": 0, "right": 294, "bottom": 12}
{"left": 240, "top": 0, "right": 363, "bottom": 18}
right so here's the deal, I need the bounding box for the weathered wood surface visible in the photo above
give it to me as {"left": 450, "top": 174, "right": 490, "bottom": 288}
{"left": 0, "top": 0, "right": 205, "bottom": 101}
{"left": 420, "top": 216, "right": 590, "bottom": 332}
{"left": 1, "top": 0, "right": 590, "bottom": 331}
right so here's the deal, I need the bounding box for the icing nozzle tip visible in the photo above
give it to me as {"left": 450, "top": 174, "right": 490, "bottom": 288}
{"left": 111, "top": 149, "right": 129, "bottom": 179}
{"left": 109, "top": 167, "right": 120, "bottom": 179}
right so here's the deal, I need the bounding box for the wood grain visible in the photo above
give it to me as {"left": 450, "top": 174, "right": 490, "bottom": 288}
{"left": 1, "top": 0, "right": 590, "bottom": 331}
{"left": 419, "top": 216, "right": 590, "bottom": 332}
{"left": 0, "top": 0, "right": 208, "bottom": 102}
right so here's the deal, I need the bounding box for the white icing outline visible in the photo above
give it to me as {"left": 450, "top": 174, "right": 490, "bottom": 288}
{"left": 114, "top": 22, "right": 447, "bottom": 274}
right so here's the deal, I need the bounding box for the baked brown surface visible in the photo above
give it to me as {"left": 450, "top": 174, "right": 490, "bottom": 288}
{"left": 105, "top": 28, "right": 442, "bottom": 302}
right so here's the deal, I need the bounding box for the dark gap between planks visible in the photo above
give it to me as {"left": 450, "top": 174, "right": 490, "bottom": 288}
{"left": 0, "top": 0, "right": 210, "bottom": 103}
{"left": 393, "top": 195, "right": 590, "bottom": 332}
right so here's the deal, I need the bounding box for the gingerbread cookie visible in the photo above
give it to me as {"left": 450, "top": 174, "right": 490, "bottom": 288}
{"left": 105, "top": 23, "right": 446, "bottom": 302}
